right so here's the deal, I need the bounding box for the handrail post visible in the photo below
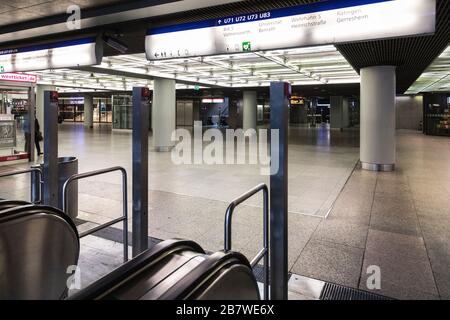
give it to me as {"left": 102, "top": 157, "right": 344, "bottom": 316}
{"left": 223, "top": 183, "right": 270, "bottom": 300}
{"left": 224, "top": 204, "right": 235, "bottom": 252}
{"left": 0, "top": 168, "right": 42, "bottom": 204}
{"left": 121, "top": 168, "right": 129, "bottom": 262}
{"left": 62, "top": 166, "right": 129, "bottom": 263}
{"left": 62, "top": 177, "right": 72, "bottom": 214}
{"left": 263, "top": 185, "right": 269, "bottom": 300}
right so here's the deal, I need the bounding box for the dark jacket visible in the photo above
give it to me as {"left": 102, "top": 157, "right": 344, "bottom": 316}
{"left": 35, "top": 118, "right": 40, "bottom": 134}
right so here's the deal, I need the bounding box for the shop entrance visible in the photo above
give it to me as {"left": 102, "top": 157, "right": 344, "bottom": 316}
{"left": 0, "top": 82, "right": 35, "bottom": 164}
{"left": 58, "top": 96, "right": 112, "bottom": 123}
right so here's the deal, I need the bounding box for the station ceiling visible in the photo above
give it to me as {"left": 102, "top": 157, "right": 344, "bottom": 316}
{"left": 0, "top": 0, "right": 128, "bottom": 27}
{"left": 32, "top": 44, "right": 359, "bottom": 93}
{"left": 0, "top": 0, "right": 449, "bottom": 95}
{"left": 406, "top": 45, "right": 450, "bottom": 94}
{"left": 148, "top": 0, "right": 450, "bottom": 94}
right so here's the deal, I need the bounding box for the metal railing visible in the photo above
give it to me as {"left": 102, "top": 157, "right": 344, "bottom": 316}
{"left": 0, "top": 167, "right": 43, "bottom": 204}
{"left": 62, "top": 166, "right": 128, "bottom": 262}
{"left": 224, "top": 183, "right": 269, "bottom": 300}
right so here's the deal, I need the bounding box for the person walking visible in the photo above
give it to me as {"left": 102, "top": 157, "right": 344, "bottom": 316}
{"left": 35, "top": 117, "right": 43, "bottom": 156}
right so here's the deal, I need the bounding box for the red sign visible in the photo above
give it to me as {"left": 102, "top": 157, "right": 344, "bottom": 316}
{"left": 0, "top": 73, "right": 37, "bottom": 83}
{"left": 50, "top": 91, "right": 59, "bottom": 103}
{"left": 0, "top": 154, "right": 29, "bottom": 162}
{"left": 141, "top": 87, "right": 151, "bottom": 99}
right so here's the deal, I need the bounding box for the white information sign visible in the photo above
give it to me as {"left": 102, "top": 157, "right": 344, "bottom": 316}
{"left": 145, "top": 0, "right": 436, "bottom": 60}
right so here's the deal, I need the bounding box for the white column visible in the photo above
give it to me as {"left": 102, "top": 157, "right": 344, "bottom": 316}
{"left": 360, "top": 66, "right": 396, "bottom": 171}
{"left": 152, "top": 79, "right": 176, "bottom": 151}
{"left": 84, "top": 94, "right": 94, "bottom": 128}
{"left": 330, "top": 96, "right": 350, "bottom": 129}
{"left": 36, "top": 84, "right": 55, "bottom": 136}
{"left": 342, "top": 97, "right": 350, "bottom": 128}
{"left": 330, "top": 96, "right": 343, "bottom": 129}
{"left": 243, "top": 91, "right": 257, "bottom": 131}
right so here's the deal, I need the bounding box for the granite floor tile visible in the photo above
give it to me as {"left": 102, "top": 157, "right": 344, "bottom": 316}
{"left": 312, "top": 219, "right": 369, "bottom": 249}
{"left": 360, "top": 248, "right": 438, "bottom": 297}
{"left": 365, "top": 229, "right": 428, "bottom": 260}
{"left": 291, "top": 240, "right": 364, "bottom": 288}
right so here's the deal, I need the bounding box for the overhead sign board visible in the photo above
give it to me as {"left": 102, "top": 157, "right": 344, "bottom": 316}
{"left": 0, "top": 37, "right": 103, "bottom": 73}
{"left": 145, "top": 0, "right": 436, "bottom": 60}
{"left": 0, "top": 73, "right": 37, "bottom": 83}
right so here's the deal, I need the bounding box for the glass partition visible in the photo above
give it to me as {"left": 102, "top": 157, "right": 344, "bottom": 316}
{"left": 0, "top": 87, "right": 31, "bottom": 163}
{"left": 423, "top": 93, "right": 450, "bottom": 137}
{"left": 95, "top": 97, "right": 112, "bottom": 123}
{"left": 112, "top": 95, "right": 132, "bottom": 129}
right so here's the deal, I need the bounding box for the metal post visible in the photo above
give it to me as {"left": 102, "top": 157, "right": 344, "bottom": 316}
{"left": 223, "top": 183, "right": 269, "bottom": 300}
{"left": 28, "top": 85, "right": 36, "bottom": 162}
{"left": 122, "top": 170, "right": 129, "bottom": 262}
{"left": 132, "top": 87, "right": 150, "bottom": 256}
{"left": 42, "top": 91, "right": 59, "bottom": 207}
{"left": 269, "top": 82, "right": 290, "bottom": 300}
{"left": 30, "top": 166, "right": 41, "bottom": 204}
{"left": 263, "top": 186, "right": 269, "bottom": 300}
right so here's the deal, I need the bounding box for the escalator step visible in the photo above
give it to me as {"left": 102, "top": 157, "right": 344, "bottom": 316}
{"left": 75, "top": 218, "right": 162, "bottom": 248}
{"left": 252, "top": 264, "right": 293, "bottom": 286}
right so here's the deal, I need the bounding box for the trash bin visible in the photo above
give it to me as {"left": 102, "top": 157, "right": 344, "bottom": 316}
{"left": 38, "top": 157, "right": 79, "bottom": 218}
{"left": 57, "top": 157, "right": 78, "bottom": 219}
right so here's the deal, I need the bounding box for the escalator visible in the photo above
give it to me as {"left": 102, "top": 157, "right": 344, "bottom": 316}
{"left": 0, "top": 166, "right": 265, "bottom": 300}
{"left": 0, "top": 203, "right": 260, "bottom": 300}
{"left": 69, "top": 239, "right": 260, "bottom": 300}
{"left": 68, "top": 183, "right": 267, "bottom": 300}
{"left": 0, "top": 200, "right": 31, "bottom": 211}
{"left": 0, "top": 204, "right": 79, "bottom": 300}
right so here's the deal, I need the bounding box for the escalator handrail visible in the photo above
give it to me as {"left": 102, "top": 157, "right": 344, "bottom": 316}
{"left": 0, "top": 204, "right": 79, "bottom": 237}
{"left": 0, "top": 167, "right": 43, "bottom": 204}
{"left": 0, "top": 204, "right": 80, "bottom": 300}
{"left": 0, "top": 200, "right": 32, "bottom": 212}
{"left": 68, "top": 239, "right": 205, "bottom": 300}
{"left": 0, "top": 204, "right": 80, "bottom": 255}
{"left": 159, "top": 250, "right": 258, "bottom": 300}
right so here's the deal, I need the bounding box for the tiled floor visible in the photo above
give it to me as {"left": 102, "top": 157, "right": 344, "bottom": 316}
{"left": 1, "top": 125, "right": 450, "bottom": 300}
{"left": 291, "top": 130, "right": 450, "bottom": 300}
{"left": 0, "top": 123, "right": 357, "bottom": 262}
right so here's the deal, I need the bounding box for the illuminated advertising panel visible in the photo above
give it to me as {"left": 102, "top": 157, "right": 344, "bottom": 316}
{"left": 0, "top": 37, "right": 103, "bottom": 73}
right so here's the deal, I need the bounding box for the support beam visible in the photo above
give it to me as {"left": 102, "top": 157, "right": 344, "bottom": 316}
{"left": 360, "top": 66, "right": 396, "bottom": 172}
{"left": 132, "top": 87, "right": 150, "bottom": 256}
{"left": 243, "top": 91, "right": 257, "bottom": 131}
{"left": 330, "top": 96, "right": 350, "bottom": 130}
{"left": 84, "top": 94, "right": 94, "bottom": 129}
{"left": 42, "top": 91, "right": 59, "bottom": 207}
{"left": 152, "top": 79, "right": 176, "bottom": 152}
{"left": 28, "top": 85, "right": 36, "bottom": 162}
{"left": 269, "top": 82, "right": 290, "bottom": 300}
{"left": 36, "top": 84, "right": 55, "bottom": 143}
